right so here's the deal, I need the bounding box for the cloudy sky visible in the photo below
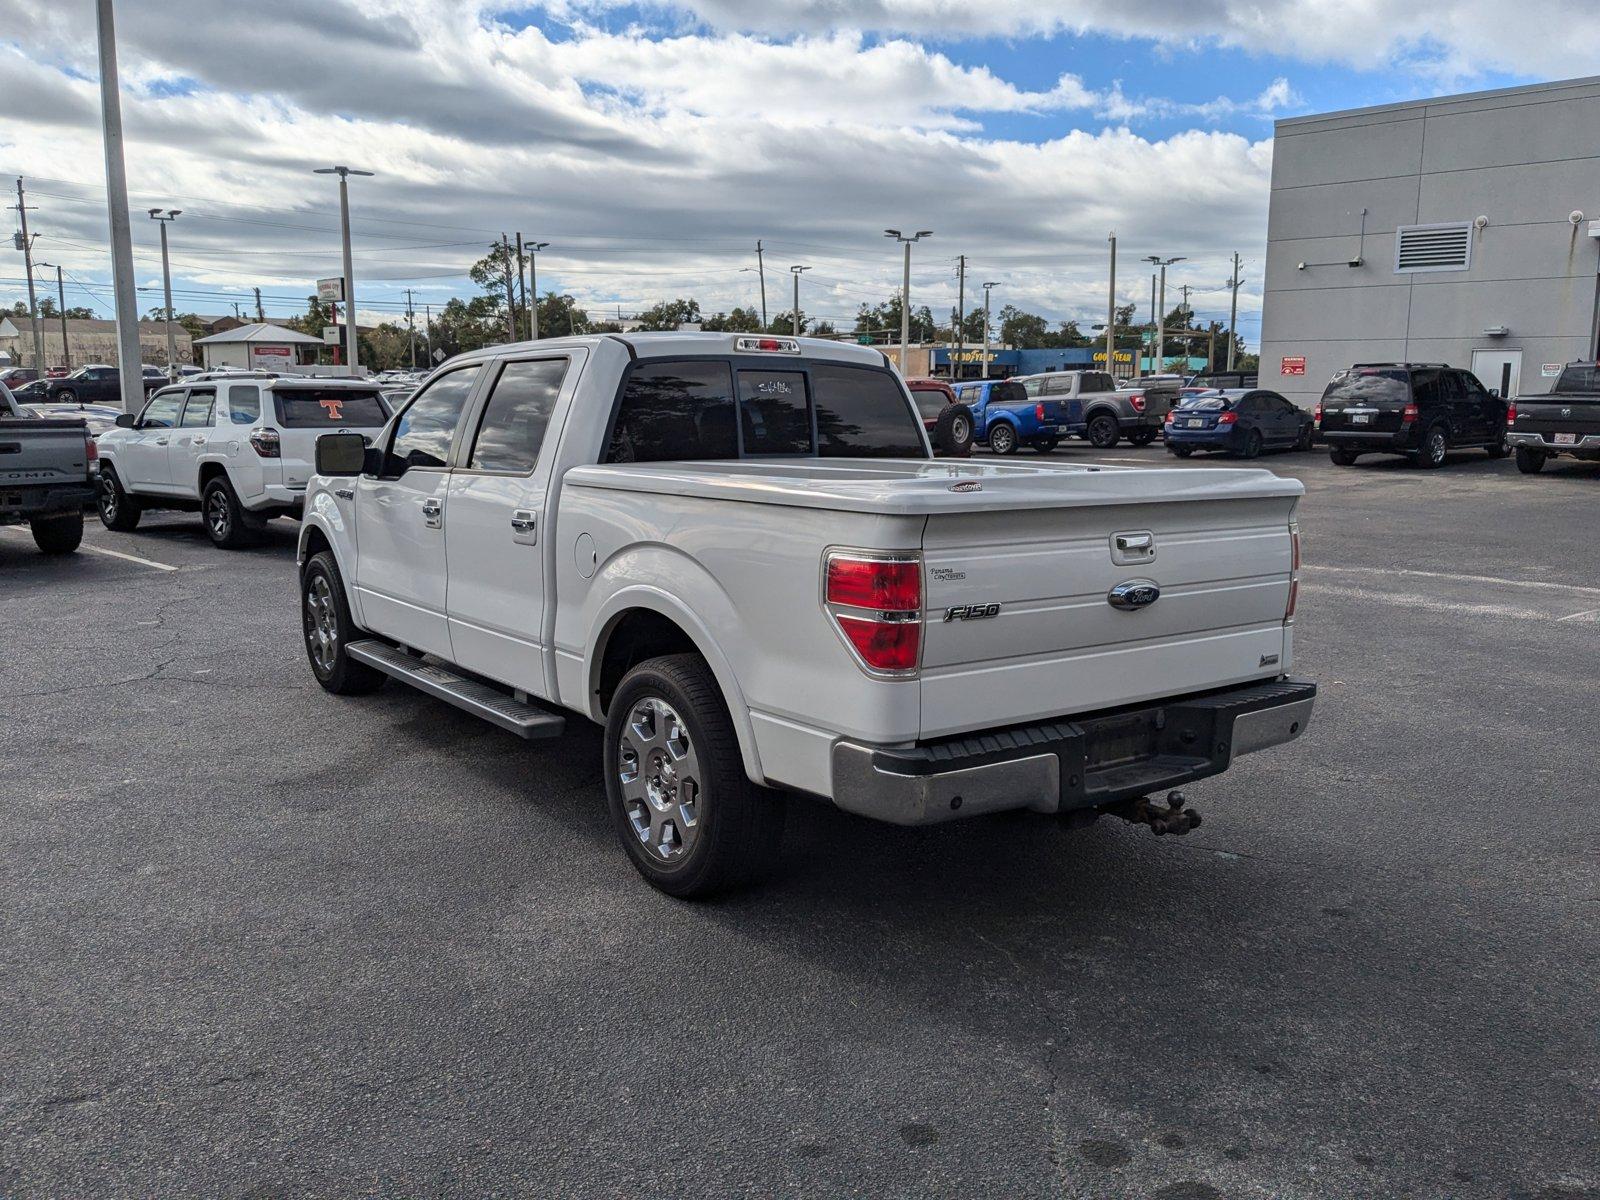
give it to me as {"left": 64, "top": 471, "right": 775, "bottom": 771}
{"left": 2, "top": 0, "right": 1595, "bottom": 345}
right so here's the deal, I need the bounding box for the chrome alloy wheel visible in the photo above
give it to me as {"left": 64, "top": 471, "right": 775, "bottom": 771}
{"left": 618, "top": 696, "right": 702, "bottom": 862}
{"left": 303, "top": 574, "right": 340, "bottom": 674}
{"left": 99, "top": 474, "right": 118, "bottom": 522}
{"left": 206, "top": 487, "right": 232, "bottom": 539}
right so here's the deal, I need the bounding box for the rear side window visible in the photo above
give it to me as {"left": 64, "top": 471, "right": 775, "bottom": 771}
{"left": 387, "top": 366, "right": 480, "bottom": 472}
{"left": 468, "top": 358, "right": 570, "bottom": 473}
{"left": 228, "top": 385, "right": 261, "bottom": 424}
{"left": 811, "top": 364, "right": 925, "bottom": 458}
{"left": 739, "top": 369, "right": 811, "bottom": 455}
{"left": 275, "top": 388, "right": 389, "bottom": 428}
{"left": 605, "top": 361, "right": 737, "bottom": 463}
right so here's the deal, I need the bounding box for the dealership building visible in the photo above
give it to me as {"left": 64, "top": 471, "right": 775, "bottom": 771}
{"left": 1259, "top": 75, "right": 1600, "bottom": 408}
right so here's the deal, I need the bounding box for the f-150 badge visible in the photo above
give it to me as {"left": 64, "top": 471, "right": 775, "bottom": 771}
{"left": 944, "top": 603, "right": 1000, "bottom": 622}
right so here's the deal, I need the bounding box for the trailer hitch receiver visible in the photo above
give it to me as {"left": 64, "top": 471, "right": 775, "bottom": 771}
{"left": 1109, "top": 790, "right": 1202, "bottom": 836}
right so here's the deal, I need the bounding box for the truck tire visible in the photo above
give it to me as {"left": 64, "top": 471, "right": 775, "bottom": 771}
{"left": 1086, "top": 411, "right": 1120, "bottom": 449}
{"left": 55, "top": 388, "right": 77, "bottom": 405}
{"left": 1415, "top": 424, "right": 1448, "bottom": 469}
{"left": 1485, "top": 436, "right": 1509, "bottom": 459}
{"left": 300, "top": 550, "right": 387, "bottom": 695}
{"left": 1127, "top": 428, "right": 1158, "bottom": 447}
{"left": 1330, "top": 448, "right": 1359, "bottom": 467}
{"left": 605, "top": 654, "right": 785, "bottom": 898}
{"left": 31, "top": 510, "right": 83, "bottom": 555}
{"left": 1030, "top": 436, "right": 1060, "bottom": 453}
{"left": 1168, "top": 445, "right": 1194, "bottom": 458}
{"left": 987, "top": 422, "right": 1019, "bottom": 456}
{"left": 202, "top": 475, "right": 258, "bottom": 549}
{"left": 1515, "top": 446, "right": 1546, "bottom": 474}
{"left": 932, "top": 404, "right": 974, "bottom": 457}
{"left": 97, "top": 465, "right": 142, "bottom": 531}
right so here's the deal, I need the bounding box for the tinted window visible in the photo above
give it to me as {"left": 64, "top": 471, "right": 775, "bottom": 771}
{"left": 985, "top": 381, "right": 1028, "bottom": 408}
{"left": 605, "top": 361, "right": 737, "bottom": 464}
{"left": 812, "top": 364, "right": 926, "bottom": 458}
{"left": 1018, "top": 377, "right": 1043, "bottom": 397}
{"left": 907, "top": 387, "right": 949, "bottom": 420}
{"left": 1553, "top": 365, "right": 1600, "bottom": 394}
{"left": 276, "top": 388, "right": 390, "bottom": 428}
{"left": 468, "top": 358, "right": 569, "bottom": 473}
{"left": 180, "top": 390, "right": 215, "bottom": 427}
{"left": 739, "top": 369, "right": 811, "bottom": 455}
{"left": 228, "top": 385, "right": 261, "bottom": 424}
{"left": 1322, "top": 369, "right": 1409, "bottom": 406}
{"left": 1043, "top": 376, "right": 1072, "bottom": 395}
{"left": 388, "top": 367, "right": 480, "bottom": 471}
{"left": 1412, "top": 370, "right": 1442, "bottom": 407}
{"left": 140, "top": 393, "right": 183, "bottom": 428}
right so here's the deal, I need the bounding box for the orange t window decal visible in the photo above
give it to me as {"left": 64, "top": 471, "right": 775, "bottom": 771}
{"left": 318, "top": 397, "right": 345, "bottom": 420}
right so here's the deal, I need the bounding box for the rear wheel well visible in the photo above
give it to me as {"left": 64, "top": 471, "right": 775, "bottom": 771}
{"left": 198, "top": 461, "right": 229, "bottom": 492}
{"left": 597, "top": 609, "right": 701, "bottom": 715}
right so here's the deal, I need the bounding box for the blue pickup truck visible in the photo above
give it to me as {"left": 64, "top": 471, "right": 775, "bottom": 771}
{"left": 951, "top": 379, "right": 1080, "bottom": 455}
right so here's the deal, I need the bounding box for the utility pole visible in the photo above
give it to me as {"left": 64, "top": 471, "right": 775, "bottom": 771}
{"left": 1226, "top": 251, "right": 1243, "bottom": 371}
{"left": 884, "top": 229, "right": 932, "bottom": 375}
{"left": 1144, "top": 255, "right": 1185, "bottom": 373}
{"left": 14, "top": 179, "right": 45, "bottom": 373}
{"left": 36, "top": 264, "right": 69, "bottom": 370}
{"left": 953, "top": 254, "right": 966, "bottom": 380}
{"left": 404, "top": 288, "right": 417, "bottom": 369}
{"left": 148, "top": 208, "right": 180, "bottom": 379}
{"left": 94, "top": 3, "right": 144, "bottom": 411}
{"left": 755, "top": 240, "right": 768, "bottom": 329}
{"left": 1105, "top": 233, "right": 1117, "bottom": 380}
{"left": 498, "top": 233, "right": 516, "bottom": 342}
{"left": 789, "top": 264, "right": 810, "bottom": 336}
{"left": 1147, "top": 273, "right": 1157, "bottom": 377}
{"left": 424, "top": 303, "right": 433, "bottom": 364}
{"left": 253, "top": 286, "right": 264, "bottom": 322}
{"left": 981, "top": 281, "right": 998, "bottom": 380}
{"left": 514, "top": 232, "right": 528, "bottom": 339}
{"left": 313, "top": 165, "right": 373, "bottom": 374}
{"left": 526, "top": 241, "right": 548, "bottom": 339}
{"left": 1178, "top": 284, "right": 1193, "bottom": 323}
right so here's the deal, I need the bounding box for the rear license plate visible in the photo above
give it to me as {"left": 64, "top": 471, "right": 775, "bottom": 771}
{"left": 1555, "top": 432, "right": 1577, "bottom": 445}
{"left": 1351, "top": 413, "right": 1372, "bottom": 425}
{"left": 1184, "top": 419, "right": 1203, "bottom": 428}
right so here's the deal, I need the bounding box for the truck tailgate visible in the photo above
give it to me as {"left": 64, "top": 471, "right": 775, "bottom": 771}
{"left": 0, "top": 417, "right": 91, "bottom": 489}
{"left": 919, "top": 487, "right": 1297, "bottom": 739}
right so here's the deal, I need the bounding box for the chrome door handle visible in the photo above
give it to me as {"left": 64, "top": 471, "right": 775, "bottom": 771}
{"left": 333, "top": 487, "right": 354, "bottom": 500}
{"left": 510, "top": 509, "right": 537, "bottom": 538}
{"left": 154, "top": 436, "right": 169, "bottom": 446}
{"left": 192, "top": 437, "right": 207, "bottom": 446}
{"left": 421, "top": 497, "right": 443, "bottom": 528}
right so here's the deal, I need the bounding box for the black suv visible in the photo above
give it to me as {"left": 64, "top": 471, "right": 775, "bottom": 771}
{"left": 1317, "top": 363, "right": 1508, "bottom": 468}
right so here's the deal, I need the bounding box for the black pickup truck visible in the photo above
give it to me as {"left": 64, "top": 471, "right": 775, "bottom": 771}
{"left": 0, "top": 383, "right": 97, "bottom": 554}
{"left": 1507, "top": 363, "right": 1600, "bottom": 474}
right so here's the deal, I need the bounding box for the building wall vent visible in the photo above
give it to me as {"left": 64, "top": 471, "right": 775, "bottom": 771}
{"left": 1394, "top": 222, "right": 1473, "bottom": 273}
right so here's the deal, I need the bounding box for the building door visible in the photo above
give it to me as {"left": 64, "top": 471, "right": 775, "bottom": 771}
{"left": 1470, "top": 349, "right": 1522, "bottom": 400}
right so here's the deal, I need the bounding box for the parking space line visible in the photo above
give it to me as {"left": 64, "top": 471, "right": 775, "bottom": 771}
{"left": 1303, "top": 563, "right": 1600, "bottom": 598}
{"left": 0, "top": 527, "right": 179, "bottom": 572}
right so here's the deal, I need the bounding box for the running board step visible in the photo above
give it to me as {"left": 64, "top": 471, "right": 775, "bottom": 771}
{"left": 346, "top": 640, "right": 565, "bottom": 740}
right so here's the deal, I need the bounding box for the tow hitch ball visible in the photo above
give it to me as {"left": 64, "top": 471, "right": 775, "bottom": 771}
{"left": 1111, "top": 791, "right": 1202, "bottom": 836}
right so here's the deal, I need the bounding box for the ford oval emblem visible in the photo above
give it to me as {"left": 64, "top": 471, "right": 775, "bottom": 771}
{"left": 949, "top": 480, "right": 983, "bottom": 493}
{"left": 1108, "top": 579, "right": 1161, "bottom": 610}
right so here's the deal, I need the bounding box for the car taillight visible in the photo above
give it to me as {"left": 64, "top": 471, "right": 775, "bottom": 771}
{"left": 84, "top": 434, "right": 98, "bottom": 462}
{"left": 1217, "top": 411, "right": 1238, "bottom": 425}
{"left": 1285, "top": 525, "right": 1300, "bottom": 623}
{"left": 249, "top": 428, "right": 281, "bottom": 458}
{"left": 1507, "top": 401, "right": 1518, "bottom": 422}
{"left": 1401, "top": 402, "right": 1418, "bottom": 423}
{"left": 824, "top": 551, "right": 921, "bottom": 674}
{"left": 1129, "top": 394, "right": 1146, "bottom": 412}
{"left": 1313, "top": 402, "right": 1322, "bottom": 425}
{"left": 1165, "top": 409, "right": 1176, "bottom": 424}
{"left": 1035, "top": 403, "right": 1046, "bottom": 422}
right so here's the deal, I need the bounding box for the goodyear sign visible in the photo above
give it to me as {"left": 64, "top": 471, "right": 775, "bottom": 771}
{"left": 1092, "top": 350, "right": 1134, "bottom": 365}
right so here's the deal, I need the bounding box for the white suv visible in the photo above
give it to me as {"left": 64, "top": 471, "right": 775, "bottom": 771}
{"left": 96, "top": 375, "right": 390, "bottom": 548}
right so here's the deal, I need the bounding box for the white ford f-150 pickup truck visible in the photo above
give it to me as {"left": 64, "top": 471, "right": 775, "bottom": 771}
{"left": 298, "top": 333, "right": 1314, "bottom": 896}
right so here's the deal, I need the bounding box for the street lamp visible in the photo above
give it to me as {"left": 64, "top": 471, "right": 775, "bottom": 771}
{"left": 884, "top": 229, "right": 932, "bottom": 374}
{"left": 789, "top": 265, "right": 810, "bottom": 337}
{"left": 33, "top": 261, "right": 71, "bottom": 372}
{"left": 1144, "top": 255, "right": 1185, "bottom": 370}
{"left": 313, "top": 166, "right": 374, "bottom": 373}
{"left": 981, "top": 282, "right": 999, "bottom": 380}
{"left": 148, "top": 209, "right": 180, "bottom": 380}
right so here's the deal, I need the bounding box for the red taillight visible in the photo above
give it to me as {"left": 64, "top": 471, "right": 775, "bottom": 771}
{"left": 1507, "top": 401, "right": 1518, "bottom": 422}
{"left": 1285, "top": 526, "right": 1301, "bottom": 622}
{"left": 249, "top": 428, "right": 281, "bottom": 458}
{"left": 1035, "top": 403, "right": 1046, "bottom": 422}
{"left": 1217, "top": 411, "right": 1238, "bottom": 425}
{"left": 1165, "top": 409, "right": 1176, "bottom": 424}
{"left": 824, "top": 552, "right": 922, "bottom": 674}
{"left": 1313, "top": 402, "right": 1322, "bottom": 425}
{"left": 1129, "top": 394, "right": 1146, "bottom": 413}
{"left": 84, "top": 434, "right": 98, "bottom": 462}
{"left": 1400, "top": 402, "right": 1419, "bottom": 423}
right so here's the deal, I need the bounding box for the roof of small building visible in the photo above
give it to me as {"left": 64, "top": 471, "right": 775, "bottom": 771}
{"left": 192, "top": 322, "right": 323, "bottom": 345}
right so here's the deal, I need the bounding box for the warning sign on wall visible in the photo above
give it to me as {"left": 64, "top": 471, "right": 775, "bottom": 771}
{"left": 1280, "top": 356, "right": 1307, "bottom": 376}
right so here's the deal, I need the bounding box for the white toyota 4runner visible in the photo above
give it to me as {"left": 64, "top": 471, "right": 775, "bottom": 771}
{"left": 96, "top": 376, "right": 390, "bottom": 547}
{"left": 298, "top": 333, "right": 1315, "bottom": 896}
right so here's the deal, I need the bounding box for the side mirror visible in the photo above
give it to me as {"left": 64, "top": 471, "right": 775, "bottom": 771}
{"left": 1488, "top": 388, "right": 1500, "bottom": 398}
{"left": 114, "top": 412, "right": 136, "bottom": 428}
{"left": 316, "top": 431, "right": 368, "bottom": 476}
{"left": 363, "top": 446, "right": 384, "bottom": 475}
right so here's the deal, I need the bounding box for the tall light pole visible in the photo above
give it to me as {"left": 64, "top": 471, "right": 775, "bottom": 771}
{"left": 754, "top": 240, "right": 768, "bottom": 329}
{"left": 148, "top": 209, "right": 180, "bottom": 380}
{"left": 1144, "top": 255, "right": 1185, "bottom": 371}
{"left": 1106, "top": 234, "right": 1118, "bottom": 380}
{"left": 884, "top": 229, "right": 932, "bottom": 375}
{"left": 13, "top": 179, "right": 44, "bottom": 372}
{"left": 313, "top": 165, "right": 373, "bottom": 373}
{"left": 527, "top": 241, "right": 549, "bottom": 338}
{"left": 95, "top": 0, "right": 143, "bottom": 412}
{"left": 981, "top": 281, "right": 998, "bottom": 380}
{"left": 789, "top": 264, "right": 810, "bottom": 337}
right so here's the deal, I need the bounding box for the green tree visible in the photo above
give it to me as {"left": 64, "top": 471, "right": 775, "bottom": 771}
{"left": 634, "top": 298, "right": 702, "bottom": 331}
{"left": 702, "top": 307, "right": 764, "bottom": 333}
{"left": 853, "top": 296, "right": 936, "bottom": 343}
{"left": 534, "top": 291, "right": 591, "bottom": 337}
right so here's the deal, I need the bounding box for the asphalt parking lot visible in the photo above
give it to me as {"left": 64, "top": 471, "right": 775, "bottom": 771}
{"left": 4, "top": 443, "right": 1598, "bottom": 1199}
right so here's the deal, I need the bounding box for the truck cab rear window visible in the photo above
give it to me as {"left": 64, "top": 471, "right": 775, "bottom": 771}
{"left": 606, "top": 362, "right": 739, "bottom": 463}
{"left": 810, "top": 364, "right": 926, "bottom": 458}
{"left": 275, "top": 390, "right": 389, "bottom": 428}
{"left": 1553, "top": 365, "right": 1600, "bottom": 394}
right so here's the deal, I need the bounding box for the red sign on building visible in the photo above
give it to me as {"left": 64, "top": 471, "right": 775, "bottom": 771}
{"left": 1280, "top": 356, "right": 1307, "bottom": 376}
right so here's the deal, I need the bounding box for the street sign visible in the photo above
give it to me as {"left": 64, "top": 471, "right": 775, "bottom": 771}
{"left": 432, "top": 348, "right": 445, "bottom": 363}
{"left": 317, "top": 277, "right": 345, "bottom": 303}
{"left": 1281, "top": 356, "right": 1307, "bottom": 376}
{"left": 323, "top": 325, "right": 341, "bottom": 345}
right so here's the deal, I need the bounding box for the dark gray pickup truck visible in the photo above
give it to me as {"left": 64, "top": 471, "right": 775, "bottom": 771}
{"left": 1507, "top": 363, "right": 1600, "bottom": 474}
{"left": 0, "top": 383, "right": 97, "bottom": 555}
